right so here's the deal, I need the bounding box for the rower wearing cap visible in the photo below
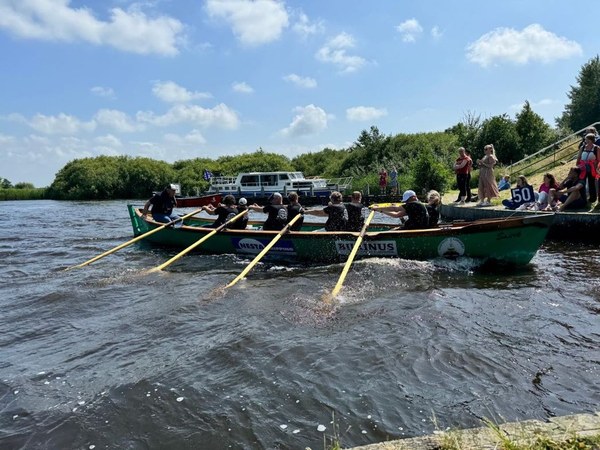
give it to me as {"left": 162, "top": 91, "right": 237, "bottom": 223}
{"left": 141, "top": 184, "right": 180, "bottom": 223}
{"left": 370, "top": 189, "right": 429, "bottom": 230}
{"left": 248, "top": 192, "right": 287, "bottom": 230}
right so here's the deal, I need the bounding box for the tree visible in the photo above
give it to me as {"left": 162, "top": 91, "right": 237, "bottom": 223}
{"left": 473, "top": 114, "right": 520, "bottom": 164}
{"left": 14, "top": 182, "right": 35, "bottom": 189}
{"left": 0, "top": 178, "right": 12, "bottom": 189}
{"left": 557, "top": 55, "right": 600, "bottom": 131}
{"left": 408, "top": 148, "right": 452, "bottom": 195}
{"left": 515, "top": 101, "right": 556, "bottom": 156}
{"left": 444, "top": 111, "right": 482, "bottom": 153}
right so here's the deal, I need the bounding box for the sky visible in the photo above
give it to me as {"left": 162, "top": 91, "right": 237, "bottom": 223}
{"left": 0, "top": 0, "right": 596, "bottom": 187}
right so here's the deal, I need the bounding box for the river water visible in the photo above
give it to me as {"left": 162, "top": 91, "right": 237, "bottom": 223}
{"left": 1, "top": 200, "right": 599, "bottom": 449}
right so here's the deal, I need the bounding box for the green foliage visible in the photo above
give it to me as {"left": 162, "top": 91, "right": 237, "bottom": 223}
{"left": 0, "top": 188, "right": 47, "bottom": 200}
{"left": 558, "top": 55, "right": 600, "bottom": 131}
{"left": 291, "top": 148, "right": 347, "bottom": 177}
{"left": 444, "top": 111, "right": 482, "bottom": 153}
{"left": 13, "top": 182, "right": 35, "bottom": 189}
{"left": 408, "top": 147, "right": 453, "bottom": 195}
{"left": 216, "top": 149, "right": 294, "bottom": 174}
{"left": 473, "top": 114, "right": 520, "bottom": 164}
{"left": 48, "top": 156, "right": 175, "bottom": 200}
{"left": 515, "top": 101, "right": 557, "bottom": 156}
{"left": 0, "top": 177, "right": 12, "bottom": 189}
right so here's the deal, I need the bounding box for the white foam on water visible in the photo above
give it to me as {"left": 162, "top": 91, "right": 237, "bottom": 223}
{"left": 279, "top": 424, "right": 287, "bottom": 430}
{"left": 317, "top": 424, "right": 326, "bottom": 432}
{"left": 292, "top": 429, "right": 300, "bottom": 434}
{"left": 176, "top": 397, "right": 184, "bottom": 402}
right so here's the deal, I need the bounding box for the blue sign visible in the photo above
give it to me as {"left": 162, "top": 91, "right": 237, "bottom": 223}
{"left": 232, "top": 237, "right": 296, "bottom": 255}
{"left": 510, "top": 185, "right": 535, "bottom": 207}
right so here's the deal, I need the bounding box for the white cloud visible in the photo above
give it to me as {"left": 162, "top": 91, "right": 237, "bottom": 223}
{"left": 466, "top": 24, "right": 582, "bottom": 68}
{"left": 0, "top": 0, "right": 184, "bottom": 56}
{"left": 94, "top": 109, "right": 139, "bottom": 132}
{"left": 283, "top": 73, "right": 317, "bottom": 89}
{"left": 431, "top": 26, "right": 442, "bottom": 40}
{"left": 29, "top": 113, "right": 96, "bottom": 135}
{"left": 164, "top": 129, "right": 207, "bottom": 145}
{"left": 292, "top": 12, "right": 324, "bottom": 38}
{"left": 205, "top": 0, "right": 288, "bottom": 46}
{"left": 136, "top": 103, "right": 240, "bottom": 129}
{"left": 281, "top": 104, "right": 328, "bottom": 137}
{"left": 396, "top": 18, "right": 423, "bottom": 43}
{"left": 94, "top": 134, "right": 122, "bottom": 147}
{"left": 91, "top": 86, "right": 116, "bottom": 99}
{"left": 152, "top": 81, "right": 212, "bottom": 103}
{"left": 346, "top": 106, "right": 388, "bottom": 122}
{"left": 232, "top": 81, "right": 254, "bottom": 94}
{"left": 315, "top": 32, "right": 366, "bottom": 73}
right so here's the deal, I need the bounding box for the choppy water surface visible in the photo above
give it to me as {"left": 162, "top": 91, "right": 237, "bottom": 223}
{"left": 1, "top": 200, "right": 599, "bottom": 449}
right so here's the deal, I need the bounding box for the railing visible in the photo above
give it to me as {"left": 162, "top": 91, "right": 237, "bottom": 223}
{"left": 506, "top": 121, "right": 600, "bottom": 177}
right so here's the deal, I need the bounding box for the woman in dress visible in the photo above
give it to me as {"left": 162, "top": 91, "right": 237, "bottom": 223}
{"left": 476, "top": 144, "right": 500, "bottom": 206}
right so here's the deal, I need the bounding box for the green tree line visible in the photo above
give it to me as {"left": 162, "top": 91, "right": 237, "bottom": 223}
{"left": 3, "top": 56, "right": 599, "bottom": 201}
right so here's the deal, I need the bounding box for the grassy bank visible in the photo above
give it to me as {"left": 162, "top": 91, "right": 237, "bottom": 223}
{"left": 0, "top": 188, "right": 48, "bottom": 201}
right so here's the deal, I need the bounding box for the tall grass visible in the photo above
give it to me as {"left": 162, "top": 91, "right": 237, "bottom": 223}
{"left": 0, "top": 188, "right": 48, "bottom": 200}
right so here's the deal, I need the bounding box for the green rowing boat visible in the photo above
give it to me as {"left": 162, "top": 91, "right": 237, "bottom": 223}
{"left": 127, "top": 205, "right": 553, "bottom": 266}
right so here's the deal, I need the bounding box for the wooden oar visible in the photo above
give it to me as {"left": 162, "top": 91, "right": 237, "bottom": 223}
{"left": 146, "top": 210, "right": 247, "bottom": 274}
{"left": 225, "top": 214, "right": 303, "bottom": 289}
{"left": 65, "top": 208, "right": 203, "bottom": 270}
{"left": 327, "top": 210, "right": 376, "bottom": 300}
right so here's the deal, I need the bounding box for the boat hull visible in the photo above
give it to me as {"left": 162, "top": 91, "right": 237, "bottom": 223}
{"left": 175, "top": 194, "right": 222, "bottom": 208}
{"left": 127, "top": 205, "right": 553, "bottom": 266}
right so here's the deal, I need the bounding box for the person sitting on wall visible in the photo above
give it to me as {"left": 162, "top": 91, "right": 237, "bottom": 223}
{"left": 141, "top": 184, "right": 180, "bottom": 223}
{"left": 497, "top": 175, "right": 511, "bottom": 191}
{"left": 248, "top": 192, "right": 288, "bottom": 231}
{"left": 370, "top": 190, "right": 429, "bottom": 230}
{"left": 550, "top": 167, "right": 587, "bottom": 212}
{"left": 501, "top": 175, "right": 536, "bottom": 210}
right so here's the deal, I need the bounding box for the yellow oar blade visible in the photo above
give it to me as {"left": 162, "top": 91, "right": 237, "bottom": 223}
{"left": 146, "top": 210, "right": 247, "bottom": 274}
{"left": 65, "top": 208, "right": 202, "bottom": 271}
{"left": 328, "top": 210, "right": 376, "bottom": 300}
{"left": 225, "top": 214, "right": 302, "bottom": 289}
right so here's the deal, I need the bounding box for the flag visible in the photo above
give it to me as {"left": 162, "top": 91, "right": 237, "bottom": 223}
{"left": 203, "top": 169, "right": 213, "bottom": 181}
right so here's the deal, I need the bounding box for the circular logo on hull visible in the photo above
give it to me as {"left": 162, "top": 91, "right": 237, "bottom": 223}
{"left": 437, "top": 237, "right": 465, "bottom": 258}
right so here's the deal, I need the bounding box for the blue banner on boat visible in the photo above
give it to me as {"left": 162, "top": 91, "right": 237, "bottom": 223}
{"left": 232, "top": 237, "right": 296, "bottom": 255}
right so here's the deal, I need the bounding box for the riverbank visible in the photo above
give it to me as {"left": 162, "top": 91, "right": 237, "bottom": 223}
{"left": 347, "top": 412, "right": 600, "bottom": 450}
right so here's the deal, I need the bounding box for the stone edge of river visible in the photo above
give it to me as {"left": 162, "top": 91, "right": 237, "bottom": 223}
{"left": 345, "top": 411, "right": 600, "bottom": 450}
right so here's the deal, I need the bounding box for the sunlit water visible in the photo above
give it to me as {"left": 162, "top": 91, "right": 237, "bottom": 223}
{"left": 1, "top": 200, "right": 599, "bottom": 449}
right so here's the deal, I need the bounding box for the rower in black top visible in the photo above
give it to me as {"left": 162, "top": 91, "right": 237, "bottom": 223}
{"left": 286, "top": 192, "right": 304, "bottom": 231}
{"left": 248, "top": 192, "right": 288, "bottom": 231}
{"left": 371, "top": 189, "right": 429, "bottom": 230}
{"left": 202, "top": 194, "right": 239, "bottom": 228}
{"left": 304, "top": 191, "right": 348, "bottom": 231}
{"left": 344, "top": 191, "right": 366, "bottom": 232}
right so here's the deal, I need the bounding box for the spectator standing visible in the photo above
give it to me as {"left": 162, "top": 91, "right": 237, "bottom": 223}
{"left": 476, "top": 144, "right": 500, "bottom": 206}
{"left": 465, "top": 149, "right": 473, "bottom": 202}
{"left": 576, "top": 133, "right": 599, "bottom": 203}
{"left": 378, "top": 168, "right": 388, "bottom": 195}
{"left": 389, "top": 166, "right": 398, "bottom": 195}
{"left": 453, "top": 147, "right": 471, "bottom": 204}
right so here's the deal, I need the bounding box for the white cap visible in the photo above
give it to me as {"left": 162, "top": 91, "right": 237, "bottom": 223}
{"left": 238, "top": 197, "right": 247, "bottom": 205}
{"left": 168, "top": 183, "right": 178, "bottom": 191}
{"left": 401, "top": 190, "right": 416, "bottom": 202}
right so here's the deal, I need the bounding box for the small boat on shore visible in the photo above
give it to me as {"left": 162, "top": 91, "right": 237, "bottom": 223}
{"left": 127, "top": 205, "right": 553, "bottom": 267}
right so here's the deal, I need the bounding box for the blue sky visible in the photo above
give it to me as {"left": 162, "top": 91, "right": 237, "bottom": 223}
{"left": 0, "top": 0, "right": 595, "bottom": 187}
